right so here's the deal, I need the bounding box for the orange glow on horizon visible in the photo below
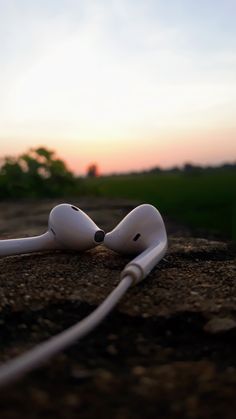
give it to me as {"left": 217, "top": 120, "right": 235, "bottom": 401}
{"left": 0, "top": 1, "right": 236, "bottom": 174}
{"left": 0, "top": 125, "right": 235, "bottom": 175}
{"left": 60, "top": 128, "right": 236, "bottom": 175}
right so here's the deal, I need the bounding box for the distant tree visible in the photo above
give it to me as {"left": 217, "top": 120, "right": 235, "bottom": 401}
{"left": 148, "top": 166, "right": 162, "bottom": 174}
{"left": 86, "top": 163, "right": 99, "bottom": 177}
{"left": 183, "top": 163, "right": 202, "bottom": 174}
{"left": 168, "top": 166, "right": 181, "bottom": 173}
{"left": 0, "top": 156, "right": 27, "bottom": 197}
{"left": 0, "top": 146, "right": 80, "bottom": 199}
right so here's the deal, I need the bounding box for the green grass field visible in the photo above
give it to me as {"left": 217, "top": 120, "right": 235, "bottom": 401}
{"left": 84, "top": 169, "right": 236, "bottom": 239}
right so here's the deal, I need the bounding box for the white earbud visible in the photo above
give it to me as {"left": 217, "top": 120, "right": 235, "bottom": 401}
{"left": 0, "top": 204, "right": 167, "bottom": 387}
{"left": 0, "top": 204, "right": 105, "bottom": 256}
{"left": 104, "top": 204, "right": 168, "bottom": 284}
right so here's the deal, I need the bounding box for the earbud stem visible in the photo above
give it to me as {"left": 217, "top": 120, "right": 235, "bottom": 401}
{"left": 0, "top": 232, "right": 57, "bottom": 257}
{"left": 120, "top": 240, "right": 167, "bottom": 284}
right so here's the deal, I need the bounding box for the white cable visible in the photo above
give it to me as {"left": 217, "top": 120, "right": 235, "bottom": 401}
{"left": 0, "top": 275, "right": 133, "bottom": 388}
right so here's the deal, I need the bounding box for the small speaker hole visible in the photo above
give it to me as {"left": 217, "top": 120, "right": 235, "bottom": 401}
{"left": 71, "top": 206, "right": 79, "bottom": 211}
{"left": 133, "top": 233, "right": 141, "bottom": 242}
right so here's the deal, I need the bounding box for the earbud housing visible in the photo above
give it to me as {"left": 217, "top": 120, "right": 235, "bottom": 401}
{"left": 104, "top": 204, "right": 168, "bottom": 284}
{"left": 48, "top": 204, "right": 105, "bottom": 250}
{"left": 0, "top": 203, "right": 104, "bottom": 256}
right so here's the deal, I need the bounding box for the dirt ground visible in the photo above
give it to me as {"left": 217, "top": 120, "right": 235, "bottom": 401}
{"left": 0, "top": 198, "right": 235, "bottom": 419}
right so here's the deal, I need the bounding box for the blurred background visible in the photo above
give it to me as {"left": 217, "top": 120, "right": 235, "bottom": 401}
{"left": 0, "top": 0, "right": 235, "bottom": 240}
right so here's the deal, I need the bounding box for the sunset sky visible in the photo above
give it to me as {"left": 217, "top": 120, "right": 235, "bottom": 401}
{"left": 0, "top": 0, "right": 235, "bottom": 174}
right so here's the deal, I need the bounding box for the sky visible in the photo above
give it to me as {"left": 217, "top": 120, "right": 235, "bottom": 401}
{"left": 0, "top": 0, "right": 236, "bottom": 174}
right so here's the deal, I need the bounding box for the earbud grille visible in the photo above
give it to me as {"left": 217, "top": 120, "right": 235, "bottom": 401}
{"left": 94, "top": 230, "right": 105, "bottom": 243}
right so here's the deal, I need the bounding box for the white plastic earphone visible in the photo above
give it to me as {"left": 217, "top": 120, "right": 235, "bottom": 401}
{"left": 0, "top": 203, "right": 105, "bottom": 256}
{"left": 104, "top": 204, "right": 168, "bottom": 284}
{"left": 0, "top": 203, "right": 167, "bottom": 387}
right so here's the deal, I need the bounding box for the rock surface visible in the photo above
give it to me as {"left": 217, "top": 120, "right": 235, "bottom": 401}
{"left": 0, "top": 198, "right": 235, "bottom": 419}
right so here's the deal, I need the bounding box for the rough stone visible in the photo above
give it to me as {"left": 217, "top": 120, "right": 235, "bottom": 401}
{"left": 0, "top": 198, "right": 235, "bottom": 419}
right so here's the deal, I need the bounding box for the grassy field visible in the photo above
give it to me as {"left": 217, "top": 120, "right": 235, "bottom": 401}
{"left": 84, "top": 168, "right": 236, "bottom": 239}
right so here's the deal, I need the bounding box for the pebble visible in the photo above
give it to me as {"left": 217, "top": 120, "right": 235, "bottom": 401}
{"left": 132, "top": 366, "right": 146, "bottom": 376}
{"left": 107, "top": 334, "right": 118, "bottom": 340}
{"left": 204, "top": 317, "right": 236, "bottom": 334}
{"left": 64, "top": 393, "right": 81, "bottom": 407}
{"left": 106, "top": 344, "right": 118, "bottom": 355}
{"left": 71, "top": 367, "right": 92, "bottom": 380}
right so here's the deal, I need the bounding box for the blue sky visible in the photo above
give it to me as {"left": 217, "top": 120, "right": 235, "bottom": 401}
{"left": 0, "top": 0, "right": 235, "bottom": 173}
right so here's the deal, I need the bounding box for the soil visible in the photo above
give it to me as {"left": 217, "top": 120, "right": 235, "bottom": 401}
{"left": 0, "top": 198, "right": 235, "bottom": 419}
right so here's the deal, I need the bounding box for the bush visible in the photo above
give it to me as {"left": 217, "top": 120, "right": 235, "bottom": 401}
{"left": 0, "top": 147, "right": 81, "bottom": 199}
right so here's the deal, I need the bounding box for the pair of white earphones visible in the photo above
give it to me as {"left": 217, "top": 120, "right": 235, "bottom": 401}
{"left": 0, "top": 203, "right": 168, "bottom": 387}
